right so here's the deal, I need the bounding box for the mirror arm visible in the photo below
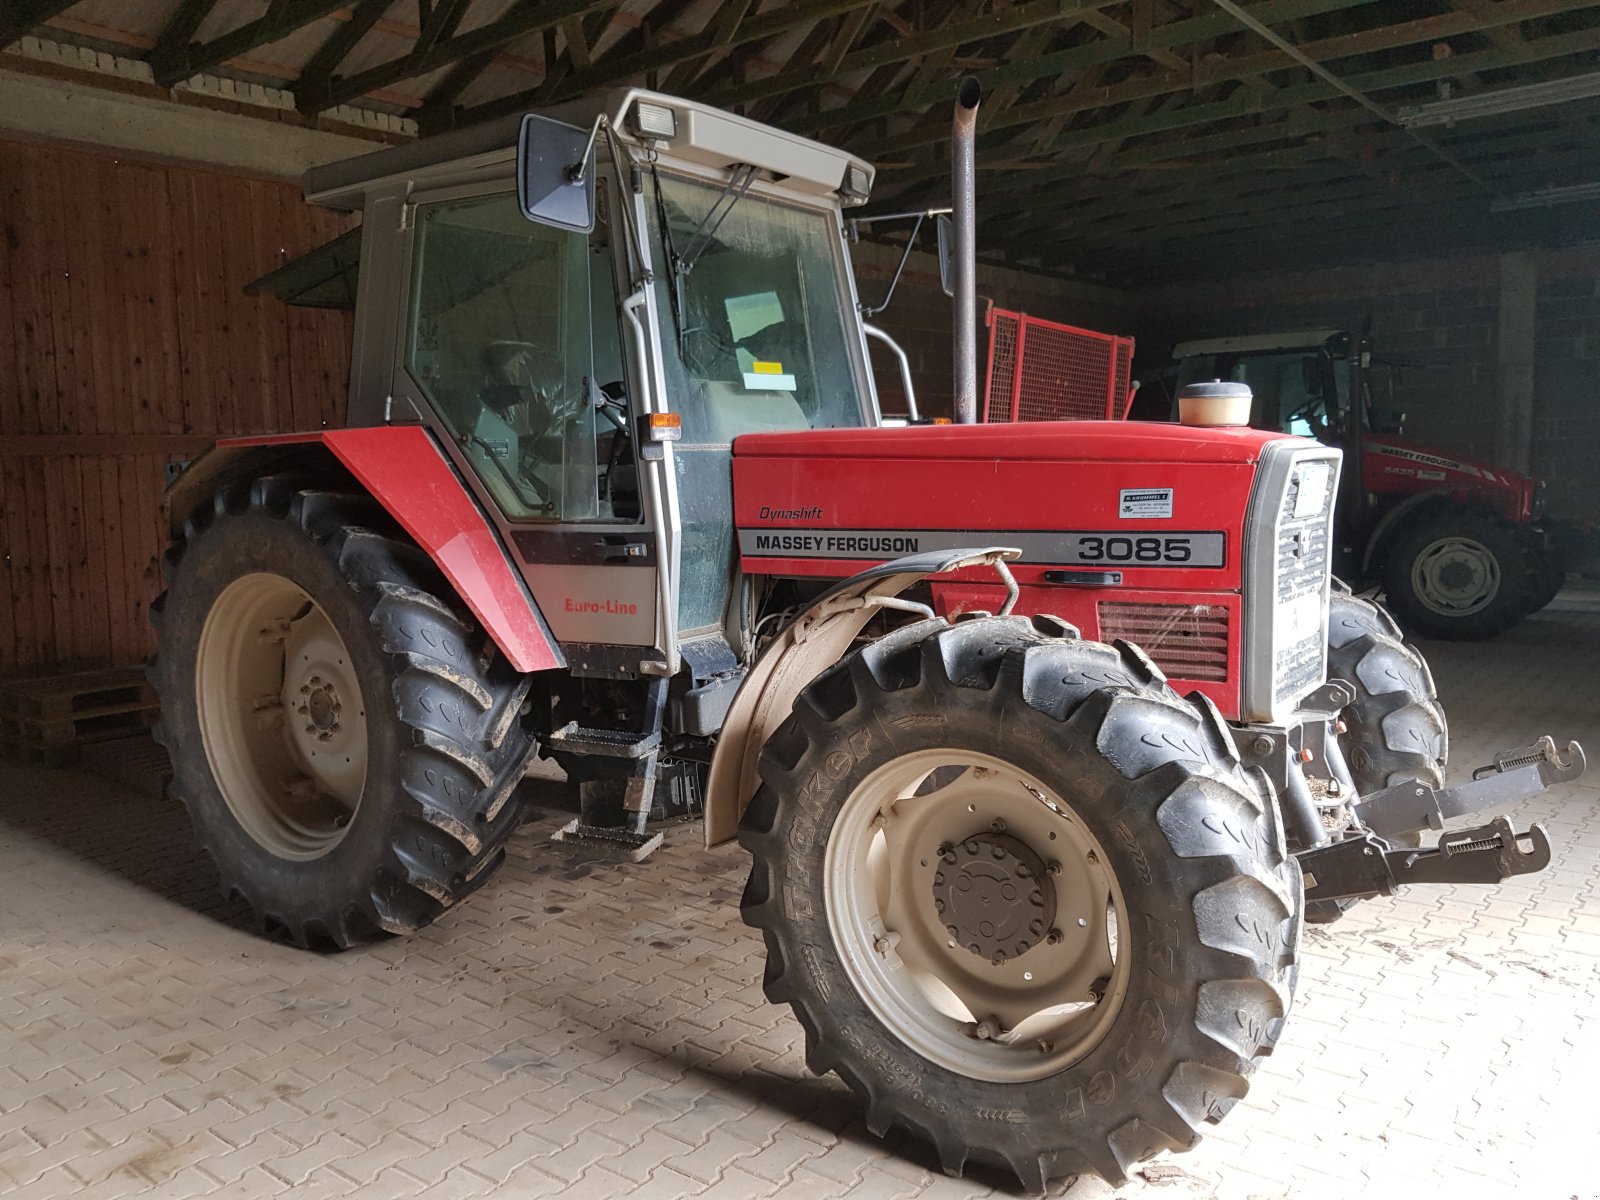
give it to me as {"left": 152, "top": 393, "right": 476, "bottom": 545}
{"left": 860, "top": 212, "right": 923, "bottom": 318}
{"left": 566, "top": 115, "right": 608, "bottom": 185}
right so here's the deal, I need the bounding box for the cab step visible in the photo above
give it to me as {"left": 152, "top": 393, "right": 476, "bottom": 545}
{"left": 544, "top": 722, "right": 660, "bottom": 759}
{"left": 550, "top": 818, "right": 664, "bottom": 863}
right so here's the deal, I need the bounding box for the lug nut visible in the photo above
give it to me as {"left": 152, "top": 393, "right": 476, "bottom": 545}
{"left": 973, "top": 1017, "right": 1001, "bottom": 1041}
{"left": 989, "top": 818, "right": 1006, "bottom": 834}
{"left": 1085, "top": 850, "right": 1098, "bottom": 865}
{"left": 1047, "top": 861, "right": 1063, "bottom": 877}
{"left": 1047, "top": 928, "right": 1063, "bottom": 945}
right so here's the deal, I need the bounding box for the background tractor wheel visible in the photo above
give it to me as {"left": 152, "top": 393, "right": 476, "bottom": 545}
{"left": 1524, "top": 546, "right": 1567, "bottom": 614}
{"left": 740, "top": 616, "right": 1301, "bottom": 1190}
{"left": 1308, "top": 588, "right": 1449, "bottom": 924}
{"left": 1381, "top": 511, "right": 1531, "bottom": 640}
{"left": 151, "top": 477, "right": 536, "bottom": 949}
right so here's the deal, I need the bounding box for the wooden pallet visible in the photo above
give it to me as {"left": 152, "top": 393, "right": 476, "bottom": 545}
{"left": 0, "top": 667, "right": 160, "bottom": 763}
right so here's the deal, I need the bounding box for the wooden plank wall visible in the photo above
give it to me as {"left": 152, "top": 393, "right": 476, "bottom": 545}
{"left": 0, "top": 137, "right": 354, "bottom": 678}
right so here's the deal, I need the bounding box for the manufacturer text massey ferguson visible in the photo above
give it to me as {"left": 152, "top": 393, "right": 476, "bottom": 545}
{"left": 152, "top": 83, "right": 1584, "bottom": 1189}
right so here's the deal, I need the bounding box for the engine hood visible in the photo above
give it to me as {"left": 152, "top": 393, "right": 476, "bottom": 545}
{"left": 736, "top": 419, "right": 1298, "bottom": 465}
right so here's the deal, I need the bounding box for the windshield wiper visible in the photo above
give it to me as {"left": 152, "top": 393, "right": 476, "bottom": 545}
{"left": 651, "top": 162, "right": 759, "bottom": 354}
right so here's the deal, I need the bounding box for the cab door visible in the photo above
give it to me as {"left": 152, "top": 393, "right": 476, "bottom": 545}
{"left": 390, "top": 180, "right": 663, "bottom": 664}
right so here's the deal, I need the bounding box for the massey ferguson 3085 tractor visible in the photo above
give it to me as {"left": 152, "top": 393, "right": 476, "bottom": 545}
{"left": 153, "top": 84, "right": 1586, "bottom": 1188}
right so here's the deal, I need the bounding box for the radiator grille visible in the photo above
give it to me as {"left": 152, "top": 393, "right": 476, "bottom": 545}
{"left": 1097, "top": 602, "right": 1229, "bottom": 682}
{"left": 1272, "top": 462, "right": 1336, "bottom": 704}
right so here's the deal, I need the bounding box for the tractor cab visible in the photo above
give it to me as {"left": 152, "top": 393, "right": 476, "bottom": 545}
{"left": 288, "top": 90, "right": 882, "bottom": 680}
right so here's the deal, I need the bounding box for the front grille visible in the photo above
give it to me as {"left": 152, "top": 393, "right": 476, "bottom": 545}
{"left": 1098, "top": 601, "right": 1229, "bottom": 682}
{"left": 1271, "top": 462, "right": 1335, "bottom": 706}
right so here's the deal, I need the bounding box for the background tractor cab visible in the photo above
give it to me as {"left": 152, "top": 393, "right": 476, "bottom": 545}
{"left": 1172, "top": 328, "right": 1560, "bottom": 639}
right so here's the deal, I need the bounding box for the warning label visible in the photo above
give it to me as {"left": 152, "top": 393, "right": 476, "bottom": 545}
{"left": 1119, "top": 488, "right": 1174, "bottom": 519}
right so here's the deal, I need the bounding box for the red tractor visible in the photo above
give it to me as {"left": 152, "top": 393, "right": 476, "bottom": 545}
{"left": 1171, "top": 330, "right": 1562, "bottom": 640}
{"left": 153, "top": 84, "right": 1584, "bottom": 1189}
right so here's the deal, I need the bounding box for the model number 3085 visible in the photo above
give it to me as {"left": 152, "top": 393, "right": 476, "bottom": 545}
{"left": 1079, "top": 535, "right": 1193, "bottom": 563}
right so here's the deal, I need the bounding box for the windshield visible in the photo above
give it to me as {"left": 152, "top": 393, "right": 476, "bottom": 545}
{"left": 648, "top": 171, "right": 867, "bottom": 439}
{"left": 1175, "top": 350, "right": 1364, "bottom": 440}
{"left": 646, "top": 170, "right": 867, "bottom": 633}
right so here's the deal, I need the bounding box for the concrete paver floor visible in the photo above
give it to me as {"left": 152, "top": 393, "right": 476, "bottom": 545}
{"left": 2, "top": 592, "right": 1598, "bottom": 1200}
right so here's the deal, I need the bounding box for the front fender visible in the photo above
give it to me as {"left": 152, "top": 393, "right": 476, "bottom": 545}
{"left": 172, "top": 427, "right": 564, "bottom": 675}
{"left": 704, "top": 547, "right": 1018, "bottom": 847}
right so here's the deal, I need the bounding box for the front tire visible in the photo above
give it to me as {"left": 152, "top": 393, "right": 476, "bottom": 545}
{"left": 740, "top": 617, "right": 1301, "bottom": 1189}
{"left": 152, "top": 478, "right": 536, "bottom": 949}
{"left": 1381, "top": 511, "right": 1531, "bottom": 640}
{"left": 1308, "top": 590, "right": 1449, "bottom": 924}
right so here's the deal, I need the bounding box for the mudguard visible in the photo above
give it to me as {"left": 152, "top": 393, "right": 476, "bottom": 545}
{"left": 704, "top": 547, "right": 1018, "bottom": 847}
{"left": 172, "top": 427, "right": 564, "bottom": 675}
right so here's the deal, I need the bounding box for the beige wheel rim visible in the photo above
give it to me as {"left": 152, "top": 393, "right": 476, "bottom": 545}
{"left": 824, "top": 749, "right": 1131, "bottom": 1083}
{"left": 195, "top": 572, "right": 368, "bottom": 861}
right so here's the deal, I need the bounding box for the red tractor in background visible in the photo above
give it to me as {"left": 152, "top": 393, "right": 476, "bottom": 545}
{"left": 984, "top": 315, "right": 1563, "bottom": 640}
{"left": 1170, "top": 329, "right": 1562, "bottom": 640}
{"left": 152, "top": 83, "right": 1585, "bottom": 1189}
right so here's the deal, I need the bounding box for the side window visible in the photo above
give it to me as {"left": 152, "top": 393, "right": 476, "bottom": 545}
{"left": 404, "top": 192, "right": 625, "bottom": 521}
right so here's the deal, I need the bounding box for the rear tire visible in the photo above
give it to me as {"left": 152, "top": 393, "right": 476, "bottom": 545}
{"left": 740, "top": 617, "right": 1301, "bottom": 1189}
{"left": 1381, "top": 512, "right": 1531, "bottom": 640}
{"left": 151, "top": 478, "right": 536, "bottom": 949}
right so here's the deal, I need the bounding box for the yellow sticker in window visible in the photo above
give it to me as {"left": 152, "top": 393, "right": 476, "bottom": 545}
{"left": 751, "top": 360, "right": 784, "bottom": 375}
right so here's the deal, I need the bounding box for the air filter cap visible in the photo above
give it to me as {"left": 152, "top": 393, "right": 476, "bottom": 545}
{"left": 1179, "top": 380, "right": 1252, "bottom": 427}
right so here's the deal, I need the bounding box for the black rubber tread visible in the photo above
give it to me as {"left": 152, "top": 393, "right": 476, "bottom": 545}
{"left": 739, "top": 615, "right": 1302, "bottom": 1190}
{"left": 1523, "top": 542, "right": 1567, "bottom": 614}
{"left": 1326, "top": 590, "right": 1449, "bottom": 796}
{"left": 1308, "top": 590, "right": 1448, "bottom": 924}
{"left": 1380, "top": 510, "right": 1533, "bottom": 640}
{"left": 150, "top": 476, "right": 536, "bottom": 949}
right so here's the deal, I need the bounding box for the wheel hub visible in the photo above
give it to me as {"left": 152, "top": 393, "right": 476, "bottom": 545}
{"left": 933, "top": 832, "right": 1056, "bottom": 964}
{"left": 299, "top": 676, "right": 342, "bottom": 739}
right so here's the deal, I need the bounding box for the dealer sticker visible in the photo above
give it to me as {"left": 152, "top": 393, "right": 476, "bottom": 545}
{"left": 1119, "top": 488, "right": 1174, "bottom": 519}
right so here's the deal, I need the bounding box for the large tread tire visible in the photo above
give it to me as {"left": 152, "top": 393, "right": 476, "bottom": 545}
{"left": 151, "top": 477, "right": 536, "bottom": 949}
{"left": 1524, "top": 545, "right": 1567, "bottom": 614}
{"left": 1308, "top": 589, "right": 1449, "bottom": 924}
{"left": 1381, "top": 511, "right": 1532, "bottom": 640}
{"left": 739, "top": 616, "right": 1302, "bottom": 1190}
{"left": 1327, "top": 589, "right": 1448, "bottom": 796}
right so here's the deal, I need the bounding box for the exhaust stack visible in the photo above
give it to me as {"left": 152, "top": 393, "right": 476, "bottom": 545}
{"left": 951, "top": 77, "right": 981, "bottom": 424}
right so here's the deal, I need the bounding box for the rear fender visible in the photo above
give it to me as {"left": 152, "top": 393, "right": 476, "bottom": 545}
{"left": 704, "top": 547, "right": 1018, "bottom": 847}
{"left": 172, "top": 428, "right": 564, "bottom": 675}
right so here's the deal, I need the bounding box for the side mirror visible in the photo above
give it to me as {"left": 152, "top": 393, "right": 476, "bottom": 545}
{"left": 936, "top": 214, "right": 954, "bottom": 297}
{"left": 516, "top": 114, "right": 595, "bottom": 233}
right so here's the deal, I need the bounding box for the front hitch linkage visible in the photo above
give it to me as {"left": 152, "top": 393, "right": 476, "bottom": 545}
{"left": 1299, "top": 737, "right": 1585, "bottom": 904}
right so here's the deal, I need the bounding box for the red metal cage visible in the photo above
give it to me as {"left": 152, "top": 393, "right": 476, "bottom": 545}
{"left": 983, "top": 307, "right": 1135, "bottom": 423}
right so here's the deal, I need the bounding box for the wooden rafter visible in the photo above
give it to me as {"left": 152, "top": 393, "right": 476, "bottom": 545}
{"left": 148, "top": 0, "right": 350, "bottom": 86}
{"left": 0, "top": 0, "right": 78, "bottom": 49}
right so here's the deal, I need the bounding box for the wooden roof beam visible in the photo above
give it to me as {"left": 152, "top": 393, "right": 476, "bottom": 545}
{"left": 450, "top": 0, "right": 885, "bottom": 128}
{"left": 0, "top": 0, "right": 80, "bottom": 49}
{"left": 148, "top": 0, "right": 350, "bottom": 86}
{"left": 308, "top": 0, "right": 620, "bottom": 113}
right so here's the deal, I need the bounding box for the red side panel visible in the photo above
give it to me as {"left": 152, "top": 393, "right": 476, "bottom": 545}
{"left": 218, "top": 427, "right": 563, "bottom": 674}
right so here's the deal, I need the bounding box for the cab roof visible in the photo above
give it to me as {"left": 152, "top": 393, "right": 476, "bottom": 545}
{"left": 1172, "top": 329, "right": 1345, "bottom": 359}
{"left": 301, "top": 88, "right": 875, "bottom": 212}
